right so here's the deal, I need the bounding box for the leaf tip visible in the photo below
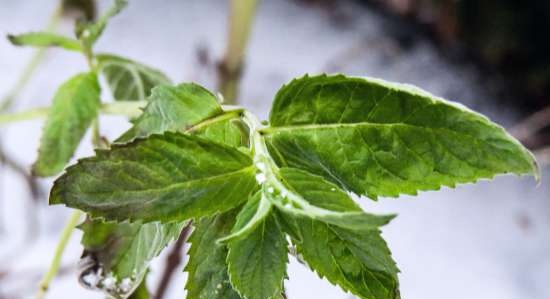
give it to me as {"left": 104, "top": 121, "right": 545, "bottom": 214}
{"left": 48, "top": 187, "right": 63, "bottom": 205}
{"left": 6, "top": 34, "right": 20, "bottom": 45}
{"left": 31, "top": 159, "right": 61, "bottom": 178}
{"left": 31, "top": 161, "right": 47, "bottom": 177}
{"left": 383, "top": 213, "right": 398, "bottom": 223}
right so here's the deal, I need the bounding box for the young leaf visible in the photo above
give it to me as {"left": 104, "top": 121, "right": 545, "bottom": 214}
{"left": 270, "top": 167, "right": 395, "bottom": 230}
{"left": 50, "top": 132, "right": 257, "bottom": 222}
{"left": 116, "top": 83, "right": 225, "bottom": 143}
{"left": 265, "top": 74, "right": 539, "bottom": 199}
{"left": 77, "top": 0, "right": 127, "bottom": 47}
{"left": 97, "top": 54, "right": 171, "bottom": 102}
{"left": 189, "top": 114, "right": 249, "bottom": 149}
{"left": 284, "top": 216, "right": 400, "bottom": 299}
{"left": 185, "top": 212, "right": 242, "bottom": 299}
{"left": 33, "top": 72, "right": 100, "bottom": 177}
{"left": 7, "top": 32, "right": 83, "bottom": 51}
{"left": 227, "top": 213, "right": 288, "bottom": 299}
{"left": 79, "top": 219, "right": 183, "bottom": 298}
{"left": 271, "top": 166, "right": 399, "bottom": 299}
{"left": 218, "top": 191, "right": 271, "bottom": 243}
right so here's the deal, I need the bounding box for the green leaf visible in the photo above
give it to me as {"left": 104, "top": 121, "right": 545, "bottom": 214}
{"left": 77, "top": 0, "right": 127, "bottom": 47}
{"left": 265, "top": 74, "right": 539, "bottom": 199}
{"left": 283, "top": 215, "right": 400, "bottom": 299}
{"left": 218, "top": 191, "right": 271, "bottom": 243}
{"left": 190, "top": 114, "right": 250, "bottom": 149}
{"left": 79, "top": 219, "right": 183, "bottom": 298}
{"left": 128, "top": 278, "right": 150, "bottom": 299}
{"left": 50, "top": 132, "right": 258, "bottom": 222}
{"left": 185, "top": 211, "right": 242, "bottom": 299}
{"left": 270, "top": 167, "right": 395, "bottom": 230}
{"left": 33, "top": 72, "right": 100, "bottom": 177}
{"left": 7, "top": 32, "right": 83, "bottom": 51}
{"left": 227, "top": 213, "right": 288, "bottom": 299}
{"left": 76, "top": 81, "right": 239, "bottom": 299}
{"left": 97, "top": 54, "right": 171, "bottom": 102}
{"left": 116, "top": 83, "right": 224, "bottom": 143}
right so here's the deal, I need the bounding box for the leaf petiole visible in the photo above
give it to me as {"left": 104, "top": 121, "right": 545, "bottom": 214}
{"left": 0, "top": 3, "right": 63, "bottom": 111}
{"left": 0, "top": 101, "right": 148, "bottom": 126}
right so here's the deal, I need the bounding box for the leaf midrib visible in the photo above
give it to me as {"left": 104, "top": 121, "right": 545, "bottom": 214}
{"left": 69, "top": 165, "right": 255, "bottom": 206}
{"left": 260, "top": 121, "right": 523, "bottom": 158}
{"left": 261, "top": 121, "right": 494, "bottom": 136}
{"left": 185, "top": 109, "right": 244, "bottom": 134}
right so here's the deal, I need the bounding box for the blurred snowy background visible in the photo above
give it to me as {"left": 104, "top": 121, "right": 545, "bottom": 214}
{"left": 0, "top": 0, "right": 549, "bottom": 298}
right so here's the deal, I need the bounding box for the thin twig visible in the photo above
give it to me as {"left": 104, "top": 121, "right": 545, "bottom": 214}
{"left": 1, "top": 264, "right": 75, "bottom": 299}
{"left": 0, "top": 141, "right": 42, "bottom": 262}
{"left": 0, "top": 145, "right": 42, "bottom": 201}
{"left": 0, "top": 101, "right": 148, "bottom": 126}
{"left": 510, "top": 105, "right": 550, "bottom": 143}
{"left": 34, "top": 210, "right": 82, "bottom": 299}
{"left": 217, "top": 0, "right": 259, "bottom": 104}
{"left": 534, "top": 146, "right": 550, "bottom": 167}
{"left": 154, "top": 222, "right": 193, "bottom": 299}
{"left": 0, "top": 3, "right": 63, "bottom": 111}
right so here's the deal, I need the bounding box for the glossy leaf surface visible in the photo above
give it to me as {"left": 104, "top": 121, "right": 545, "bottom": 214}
{"left": 51, "top": 132, "right": 257, "bottom": 222}
{"left": 285, "top": 216, "right": 399, "bottom": 299}
{"left": 266, "top": 74, "right": 538, "bottom": 199}
{"left": 185, "top": 212, "right": 242, "bottom": 299}
{"left": 227, "top": 213, "right": 288, "bottom": 299}
{"left": 116, "top": 83, "right": 223, "bottom": 143}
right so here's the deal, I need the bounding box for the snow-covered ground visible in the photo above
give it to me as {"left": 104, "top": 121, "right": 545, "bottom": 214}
{"left": 0, "top": 0, "right": 548, "bottom": 298}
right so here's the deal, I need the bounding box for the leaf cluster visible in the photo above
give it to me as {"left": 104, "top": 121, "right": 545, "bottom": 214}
{"left": 7, "top": 2, "right": 538, "bottom": 299}
{"left": 51, "top": 74, "right": 537, "bottom": 299}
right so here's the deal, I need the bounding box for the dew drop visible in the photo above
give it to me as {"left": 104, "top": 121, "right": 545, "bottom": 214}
{"left": 216, "top": 92, "right": 225, "bottom": 103}
{"left": 267, "top": 187, "right": 274, "bottom": 193}
{"left": 119, "top": 278, "right": 133, "bottom": 293}
{"left": 255, "top": 162, "right": 266, "bottom": 171}
{"left": 81, "top": 271, "right": 100, "bottom": 288}
{"left": 101, "top": 273, "right": 117, "bottom": 291}
{"left": 255, "top": 173, "right": 266, "bottom": 184}
{"left": 131, "top": 269, "right": 138, "bottom": 280}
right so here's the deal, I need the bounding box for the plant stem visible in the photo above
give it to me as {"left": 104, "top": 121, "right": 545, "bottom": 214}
{"left": 510, "top": 105, "right": 550, "bottom": 142}
{"left": 0, "top": 107, "right": 50, "bottom": 125}
{"left": 0, "top": 101, "right": 148, "bottom": 126}
{"left": 101, "top": 101, "right": 148, "bottom": 118}
{"left": 218, "top": 0, "right": 259, "bottom": 104}
{"left": 91, "top": 118, "right": 102, "bottom": 148}
{"left": 154, "top": 222, "right": 193, "bottom": 299}
{"left": 34, "top": 210, "right": 82, "bottom": 299}
{"left": 0, "top": 3, "right": 63, "bottom": 111}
